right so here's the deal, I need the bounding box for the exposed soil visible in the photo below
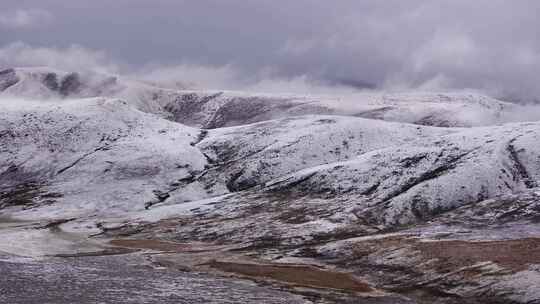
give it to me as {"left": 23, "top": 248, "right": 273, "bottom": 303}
{"left": 348, "top": 234, "right": 540, "bottom": 272}
{"left": 416, "top": 238, "right": 540, "bottom": 271}
{"left": 109, "top": 238, "right": 374, "bottom": 294}
{"left": 205, "top": 261, "right": 373, "bottom": 293}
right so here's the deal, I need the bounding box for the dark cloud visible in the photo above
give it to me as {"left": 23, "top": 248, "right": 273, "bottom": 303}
{"left": 1, "top": 0, "right": 539, "bottom": 100}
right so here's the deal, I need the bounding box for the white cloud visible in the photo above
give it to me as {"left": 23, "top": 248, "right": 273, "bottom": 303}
{"left": 0, "top": 42, "right": 356, "bottom": 95}
{"left": 0, "top": 9, "right": 53, "bottom": 29}
{"left": 0, "top": 42, "right": 120, "bottom": 74}
{"left": 135, "top": 64, "right": 244, "bottom": 90}
{"left": 135, "top": 64, "right": 361, "bottom": 95}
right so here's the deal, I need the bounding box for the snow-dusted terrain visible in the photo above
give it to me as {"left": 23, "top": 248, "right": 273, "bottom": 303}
{"left": 0, "top": 67, "right": 522, "bottom": 128}
{"left": 1, "top": 67, "right": 540, "bottom": 304}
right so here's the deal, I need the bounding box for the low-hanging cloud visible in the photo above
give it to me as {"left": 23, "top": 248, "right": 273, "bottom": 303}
{"left": 1, "top": 1, "right": 540, "bottom": 101}
{"left": 134, "top": 64, "right": 360, "bottom": 95}
{"left": 0, "top": 42, "right": 359, "bottom": 95}
{"left": 3, "top": 41, "right": 540, "bottom": 126}
{"left": 0, "top": 42, "right": 120, "bottom": 74}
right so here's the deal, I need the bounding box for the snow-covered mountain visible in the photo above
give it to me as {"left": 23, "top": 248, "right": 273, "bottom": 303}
{"left": 4, "top": 94, "right": 538, "bottom": 225}
{"left": 0, "top": 67, "right": 519, "bottom": 128}
{"left": 1, "top": 66, "right": 540, "bottom": 303}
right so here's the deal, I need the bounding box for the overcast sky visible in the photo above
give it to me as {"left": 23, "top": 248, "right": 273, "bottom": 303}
{"left": 1, "top": 0, "right": 539, "bottom": 100}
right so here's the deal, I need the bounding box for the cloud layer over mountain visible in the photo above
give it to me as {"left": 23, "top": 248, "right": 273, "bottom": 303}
{"left": 1, "top": 0, "right": 539, "bottom": 100}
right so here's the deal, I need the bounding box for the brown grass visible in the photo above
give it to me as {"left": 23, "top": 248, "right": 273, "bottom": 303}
{"left": 416, "top": 238, "right": 540, "bottom": 271}
{"left": 206, "top": 260, "right": 373, "bottom": 293}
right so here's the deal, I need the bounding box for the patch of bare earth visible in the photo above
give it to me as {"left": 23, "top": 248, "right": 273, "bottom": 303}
{"left": 205, "top": 260, "right": 373, "bottom": 293}
{"left": 109, "top": 238, "right": 374, "bottom": 295}
{"left": 340, "top": 234, "right": 540, "bottom": 303}
{"left": 349, "top": 235, "right": 540, "bottom": 272}
{"left": 416, "top": 238, "right": 540, "bottom": 271}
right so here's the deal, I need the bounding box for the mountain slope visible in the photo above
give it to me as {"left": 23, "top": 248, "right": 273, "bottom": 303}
{"left": 0, "top": 67, "right": 519, "bottom": 128}
{"left": 0, "top": 97, "right": 207, "bottom": 218}
{"left": 2, "top": 94, "right": 539, "bottom": 233}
